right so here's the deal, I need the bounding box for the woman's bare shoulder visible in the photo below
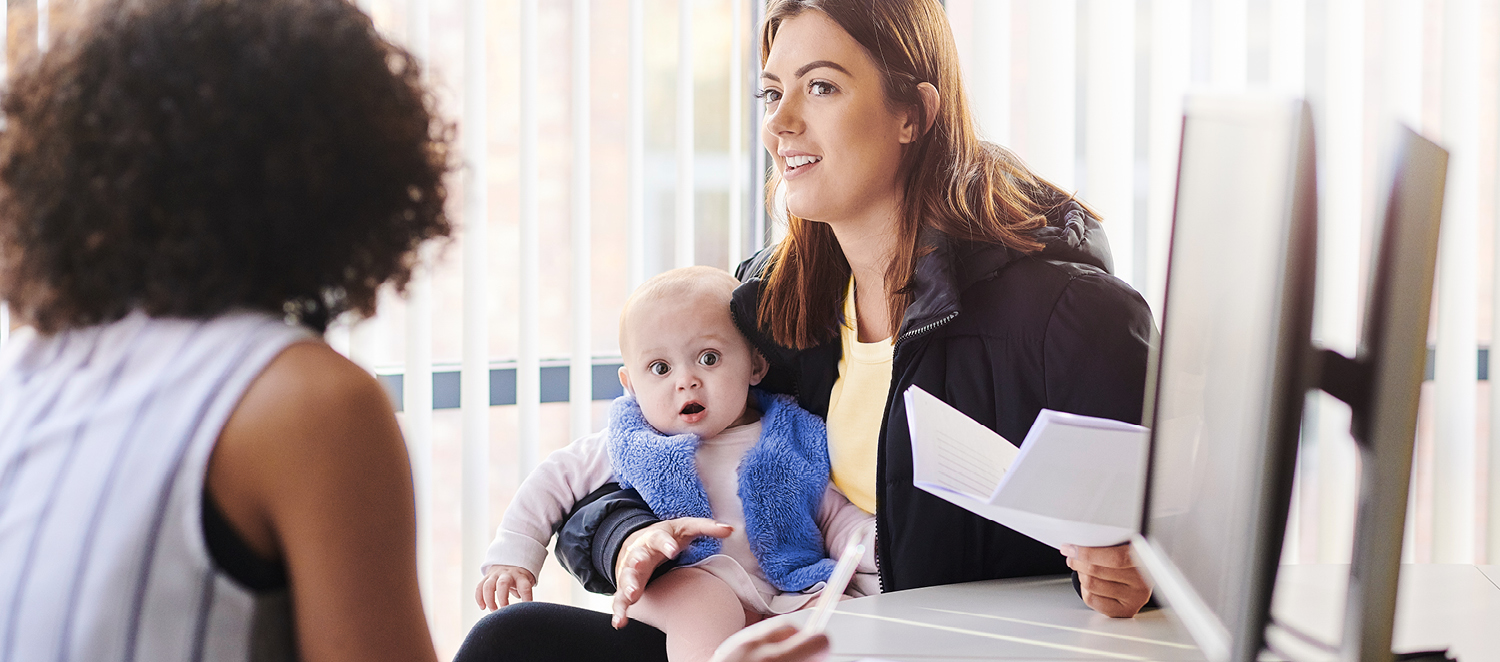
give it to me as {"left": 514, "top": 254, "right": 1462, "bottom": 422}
{"left": 218, "top": 339, "right": 405, "bottom": 493}
{"left": 239, "top": 342, "right": 392, "bottom": 423}
{"left": 211, "top": 340, "right": 407, "bottom": 556}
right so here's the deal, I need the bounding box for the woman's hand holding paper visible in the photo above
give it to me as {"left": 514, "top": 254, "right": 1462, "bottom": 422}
{"left": 1062, "top": 543, "right": 1152, "bottom": 618}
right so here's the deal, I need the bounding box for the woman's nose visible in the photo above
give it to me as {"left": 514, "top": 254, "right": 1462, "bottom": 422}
{"left": 763, "top": 94, "right": 802, "bottom": 137}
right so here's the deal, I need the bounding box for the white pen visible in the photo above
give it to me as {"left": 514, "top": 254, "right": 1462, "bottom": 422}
{"left": 802, "top": 535, "right": 866, "bottom": 636}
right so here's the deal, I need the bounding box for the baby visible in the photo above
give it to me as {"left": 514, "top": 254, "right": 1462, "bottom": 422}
{"left": 477, "top": 266, "right": 875, "bottom": 662}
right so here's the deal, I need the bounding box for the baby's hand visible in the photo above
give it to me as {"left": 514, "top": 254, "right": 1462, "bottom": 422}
{"left": 475, "top": 565, "right": 537, "bottom": 611}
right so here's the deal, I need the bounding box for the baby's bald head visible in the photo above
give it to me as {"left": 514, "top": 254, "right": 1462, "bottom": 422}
{"left": 616, "top": 266, "right": 767, "bottom": 439}
{"left": 618, "top": 266, "right": 741, "bottom": 357}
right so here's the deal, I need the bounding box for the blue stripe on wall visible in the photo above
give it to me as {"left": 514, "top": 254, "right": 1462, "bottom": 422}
{"left": 379, "top": 347, "right": 1492, "bottom": 412}
{"left": 378, "top": 363, "right": 626, "bottom": 412}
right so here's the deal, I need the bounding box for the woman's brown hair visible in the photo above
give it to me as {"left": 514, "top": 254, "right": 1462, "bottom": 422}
{"left": 0, "top": 0, "right": 452, "bottom": 334}
{"left": 755, "top": 0, "right": 1085, "bottom": 350}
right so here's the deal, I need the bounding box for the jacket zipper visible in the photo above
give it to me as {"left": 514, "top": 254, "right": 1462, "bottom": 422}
{"left": 897, "top": 311, "right": 959, "bottom": 344}
{"left": 872, "top": 309, "right": 959, "bottom": 594}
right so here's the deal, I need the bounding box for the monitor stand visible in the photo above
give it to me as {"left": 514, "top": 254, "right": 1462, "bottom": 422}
{"left": 1314, "top": 348, "right": 1451, "bottom": 662}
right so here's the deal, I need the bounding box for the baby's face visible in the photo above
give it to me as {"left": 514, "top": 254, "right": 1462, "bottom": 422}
{"left": 619, "top": 291, "right": 766, "bottom": 440}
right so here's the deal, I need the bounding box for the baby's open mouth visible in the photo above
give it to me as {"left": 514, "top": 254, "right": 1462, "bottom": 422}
{"left": 680, "top": 403, "right": 705, "bottom": 415}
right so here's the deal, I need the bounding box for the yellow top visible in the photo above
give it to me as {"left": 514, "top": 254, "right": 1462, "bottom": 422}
{"left": 824, "top": 278, "right": 894, "bottom": 515}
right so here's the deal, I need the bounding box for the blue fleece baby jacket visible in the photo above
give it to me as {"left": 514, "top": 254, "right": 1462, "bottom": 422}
{"left": 607, "top": 388, "right": 837, "bottom": 593}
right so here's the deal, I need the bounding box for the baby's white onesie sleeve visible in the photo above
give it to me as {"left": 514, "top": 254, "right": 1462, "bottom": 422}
{"left": 480, "top": 430, "right": 615, "bottom": 578}
{"left": 816, "top": 485, "right": 880, "bottom": 596}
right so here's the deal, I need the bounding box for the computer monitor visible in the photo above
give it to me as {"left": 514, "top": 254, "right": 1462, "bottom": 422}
{"left": 1326, "top": 126, "right": 1447, "bottom": 662}
{"left": 1133, "top": 100, "right": 1451, "bottom": 662}
{"left": 1131, "top": 94, "right": 1319, "bottom": 662}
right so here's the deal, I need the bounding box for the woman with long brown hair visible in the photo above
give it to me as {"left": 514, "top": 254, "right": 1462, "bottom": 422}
{"left": 458, "top": 1, "right": 1154, "bottom": 660}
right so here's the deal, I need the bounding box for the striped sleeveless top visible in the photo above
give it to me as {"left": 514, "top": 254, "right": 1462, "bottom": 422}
{"left": 0, "top": 311, "right": 313, "bottom": 662}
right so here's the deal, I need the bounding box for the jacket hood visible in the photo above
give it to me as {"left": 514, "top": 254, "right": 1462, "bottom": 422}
{"left": 901, "top": 199, "right": 1114, "bottom": 337}
{"left": 1031, "top": 200, "right": 1115, "bottom": 273}
{"left": 939, "top": 200, "right": 1114, "bottom": 286}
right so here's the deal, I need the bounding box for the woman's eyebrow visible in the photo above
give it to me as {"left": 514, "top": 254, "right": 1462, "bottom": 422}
{"left": 794, "top": 60, "right": 850, "bottom": 79}
{"left": 760, "top": 59, "right": 852, "bottom": 82}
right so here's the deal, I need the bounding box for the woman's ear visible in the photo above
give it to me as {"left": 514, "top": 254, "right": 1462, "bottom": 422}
{"left": 899, "top": 82, "right": 942, "bottom": 144}
{"left": 618, "top": 366, "right": 635, "bottom": 396}
{"left": 748, "top": 351, "right": 770, "bottom": 386}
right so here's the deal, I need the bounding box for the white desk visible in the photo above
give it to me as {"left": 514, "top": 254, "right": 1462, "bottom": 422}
{"left": 769, "top": 565, "right": 1500, "bottom": 661}
{"left": 1269, "top": 565, "right": 1500, "bottom": 661}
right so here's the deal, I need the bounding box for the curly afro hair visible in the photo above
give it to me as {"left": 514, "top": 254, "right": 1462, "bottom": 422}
{"left": 0, "top": 0, "right": 454, "bottom": 334}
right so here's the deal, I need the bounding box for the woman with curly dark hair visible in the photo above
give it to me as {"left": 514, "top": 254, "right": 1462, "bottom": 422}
{"left": 0, "top": 0, "right": 449, "bottom": 660}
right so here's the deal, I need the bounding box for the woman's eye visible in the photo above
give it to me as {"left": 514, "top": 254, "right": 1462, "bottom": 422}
{"left": 809, "top": 81, "right": 836, "bottom": 96}
{"left": 649, "top": 362, "right": 670, "bottom": 376}
{"left": 755, "top": 88, "right": 782, "bottom": 104}
{"left": 698, "top": 351, "right": 721, "bottom": 367}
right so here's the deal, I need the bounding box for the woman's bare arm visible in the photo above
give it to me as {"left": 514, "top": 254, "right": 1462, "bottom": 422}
{"left": 209, "top": 342, "right": 437, "bottom": 662}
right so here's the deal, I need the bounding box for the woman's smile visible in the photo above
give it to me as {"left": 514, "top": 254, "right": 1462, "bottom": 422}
{"left": 781, "top": 151, "right": 823, "bottom": 179}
